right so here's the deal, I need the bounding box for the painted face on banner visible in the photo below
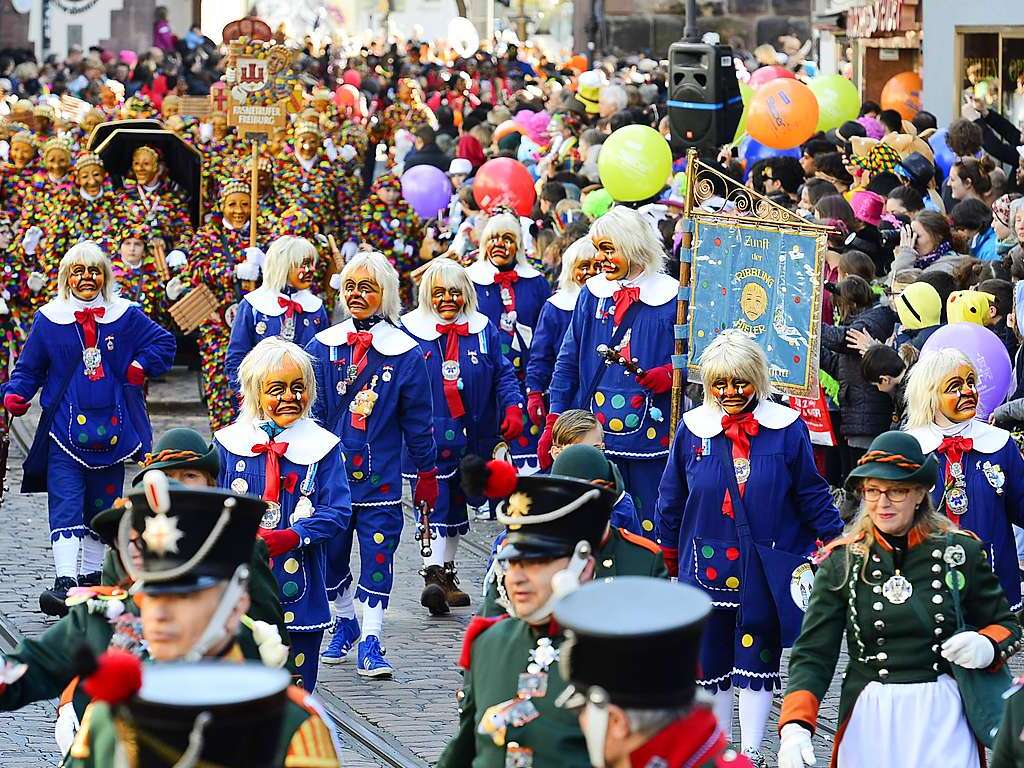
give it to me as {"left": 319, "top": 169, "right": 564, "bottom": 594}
{"left": 68, "top": 261, "right": 105, "bottom": 301}
{"left": 342, "top": 266, "right": 382, "bottom": 320}
{"left": 431, "top": 282, "right": 465, "bottom": 321}
{"left": 260, "top": 358, "right": 309, "bottom": 428}
{"left": 937, "top": 364, "right": 978, "bottom": 423}
{"left": 593, "top": 236, "right": 629, "bottom": 280}
{"left": 287, "top": 254, "right": 317, "bottom": 291}
{"left": 711, "top": 375, "right": 756, "bottom": 415}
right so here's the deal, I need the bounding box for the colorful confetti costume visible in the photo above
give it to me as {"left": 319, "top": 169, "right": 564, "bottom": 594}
{"left": 548, "top": 271, "right": 678, "bottom": 535}
{"left": 338, "top": 121, "right": 371, "bottom": 165}
{"left": 180, "top": 219, "right": 257, "bottom": 431}
{"left": 0, "top": 251, "right": 32, "bottom": 396}
{"left": 905, "top": 419, "right": 1024, "bottom": 610}
{"left": 306, "top": 318, "right": 437, "bottom": 608}
{"left": 467, "top": 260, "right": 550, "bottom": 473}
{"left": 4, "top": 295, "right": 175, "bottom": 544}
{"left": 199, "top": 135, "right": 242, "bottom": 213}
{"left": 226, "top": 287, "right": 328, "bottom": 391}
{"left": 215, "top": 417, "right": 352, "bottom": 691}
{"left": 40, "top": 191, "right": 119, "bottom": 285}
{"left": 277, "top": 150, "right": 360, "bottom": 239}
{"left": 114, "top": 177, "right": 193, "bottom": 250}
{"left": 370, "top": 100, "right": 436, "bottom": 147}
{"left": 19, "top": 170, "right": 76, "bottom": 238}
{"left": 110, "top": 252, "right": 171, "bottom": 328}
{"left": 400, "top": 308, "right": 522, "bottom": 537}
{"left": 656, "top": 400, "right": 842, "bottom": 693}
{"left": 356, "top": 175, "right": 421, "bottom": 305}
{"left": 0, "top": 161, "right": 38, "bottom": 219}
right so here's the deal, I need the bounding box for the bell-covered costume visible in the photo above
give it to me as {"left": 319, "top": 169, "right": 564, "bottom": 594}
{"left": 114, "top": 175, "right": 193, "bottom": 249}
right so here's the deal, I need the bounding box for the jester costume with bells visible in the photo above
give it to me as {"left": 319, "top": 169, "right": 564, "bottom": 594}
{"left": 113, "top": 143, "right": 192, "bottom": 250}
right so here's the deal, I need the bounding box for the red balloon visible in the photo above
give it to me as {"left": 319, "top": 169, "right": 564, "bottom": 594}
{"left": 342, "top": 69, "right": 362, "bottom": 88}
{"left": 748, "top": 65, "right": 796, "bottom": 88}
{"left": 334, "top": 84, "right": 365, "bottom": 117}
{"left": 473, "top": 158, "right": 536, "bottom": 217}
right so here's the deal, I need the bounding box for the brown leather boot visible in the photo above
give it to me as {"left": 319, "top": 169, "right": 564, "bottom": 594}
{"left": 420, "top": 565, "right": 450, "bottom": 615}
{"left": 443, "top": 562, "right": 471, "bottom": 607}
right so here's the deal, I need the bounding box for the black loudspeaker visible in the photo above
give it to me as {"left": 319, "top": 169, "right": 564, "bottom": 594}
{"left": 668, "top": 40, "right": 743, "bottom": 154}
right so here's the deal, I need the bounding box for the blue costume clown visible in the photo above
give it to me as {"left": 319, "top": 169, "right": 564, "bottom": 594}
{"left": 215, "top": 406, "right": 352, "bottom": 692}
{"left": 467, "top": 215, "right": 550, "bottom": 474}
{"left": 525, "top": 288, "right": 575, "bottom": 406}
{"left": 307, "top": 315, "right": 437, "bottom": 674}
{"left": 4, "top": 258, "right": 175, "bottom": 616}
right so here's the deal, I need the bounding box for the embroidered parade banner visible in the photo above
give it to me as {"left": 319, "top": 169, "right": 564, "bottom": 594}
{"left": 687, "top": 216, "right": 826, "bottom": 397}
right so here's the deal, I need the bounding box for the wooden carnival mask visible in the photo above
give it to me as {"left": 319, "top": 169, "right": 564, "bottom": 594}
{"left": 711, "top": 375, "right": 756, "bottom": 415}
{"left": 937, "top": 364, "right": 978, "bottom": 424}
{"left": 342, "top": 267, "right": 382, "bottom": 319}
{"left": 592, "top": 235, "right": 629, "bottom": 280}
{"left": 259, "top": 358, "right": 309, "bottom": 429}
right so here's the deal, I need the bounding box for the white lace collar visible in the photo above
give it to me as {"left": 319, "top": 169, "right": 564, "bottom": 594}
{"left": 38, "top": 295, "right": 132, "bottom": 325}
{"left": 214, "top": 417, "right": 340, "bottom": 465}
{"left": 584, "top": 271, "right": 676, "bottom": 306}
{"left": 905, "top": 419, "right": 1010, "bottom": 455}
{"left": 547, "top": 287, "right": 579, "bottom": 311}
{"left": 465, "top": 258, "right": 542, "bottom": 286}
{"left": 314, "top": 318, "right": 417, "bottom": 355}
{"left": 244, "top": 288, "right": 323, "bottom": 317}
{"left": 682, "top": 399, "right": 800, "bottom": 438}
{"left": 400, "top": 308, "right": 489, "bottom": 341}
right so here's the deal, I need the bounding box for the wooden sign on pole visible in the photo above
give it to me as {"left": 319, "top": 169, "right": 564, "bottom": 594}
{"left": 178, "top": 96, "right": 216, "bottom": 118}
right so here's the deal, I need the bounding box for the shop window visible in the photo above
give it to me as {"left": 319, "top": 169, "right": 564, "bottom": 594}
{"left": 1002, "top": 35, "right": 1024, "bottom": 127}
{"left": 961, "top": 32, "right": 999, "bottom": 109}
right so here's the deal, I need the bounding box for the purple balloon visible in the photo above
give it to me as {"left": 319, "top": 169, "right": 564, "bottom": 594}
{"left": 401, "top": 165, "right": 452, "bottom": 219}
{"left": 921, "top": 322, "right": 1012, "bottom": 418}
{"left": 929, "top": 129, "right": 955, "bottom": 179}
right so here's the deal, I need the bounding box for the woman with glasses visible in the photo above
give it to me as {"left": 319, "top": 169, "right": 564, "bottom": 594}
{"left": 903, "top": 348, "right": 1024, "bottom": 611}
{"left": 779, "top": 431, "right": 1020, "bottom": 768}
{"left": 400, "top": 259, "right": 523, "bottom": 616}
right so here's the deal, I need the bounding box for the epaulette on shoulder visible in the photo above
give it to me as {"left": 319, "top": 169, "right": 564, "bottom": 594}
{"left": 953, "top": 529, "right": 981, "bottom": 542}
{"left": 458, "top": 615, "right": 507, "bottom": 670}
{"left": 618, "top": 527, "right": 660, "bottom": 554}
{"left": 812, "top": 531, "right": 864, "bottom": 564}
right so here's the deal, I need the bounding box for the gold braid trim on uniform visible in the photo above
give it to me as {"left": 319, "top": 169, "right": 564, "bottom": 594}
{"left": 285, "top": 714, "right": 339, "bottom": 767}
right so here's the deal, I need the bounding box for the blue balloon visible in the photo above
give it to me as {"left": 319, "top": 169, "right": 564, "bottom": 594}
{"left": 738, "top": 136, "right": 800, "bottom": 181}
{"left": 930, "top": 129, "right": 955, "bottom": 180}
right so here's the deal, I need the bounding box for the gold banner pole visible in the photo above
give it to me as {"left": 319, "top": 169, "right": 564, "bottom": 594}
{"left": 249, "top": 141, "right": 259, "bottom": 249}
{"left": 669, "top": 147, "right": 699, "bottom": 436}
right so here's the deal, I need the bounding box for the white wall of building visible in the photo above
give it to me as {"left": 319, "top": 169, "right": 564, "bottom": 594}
{"left": 27, "top": 0, "right": 124, "bottom": 58}
{"left": 922, "top": 0, "right": 1024, "bottom": 128}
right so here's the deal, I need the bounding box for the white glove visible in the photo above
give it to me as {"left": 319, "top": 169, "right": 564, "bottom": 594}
{"left": 0, "top": 140, "right": 8, "bottom": 163}
{"left": 394, "top": 239, "right": 406, "bottom": 254}
{"left": 778, "top": 723, "right": 816, "bottom": 768}
{"left": 243, "top": 247, "right": 266, "bottom": 268}
{"left": 341, "top": 241, "right": 358, "bottom": 260}
{"left": 0, "top": 296, "right": 9, "bottom": 316}
{"left": 339, "top": 144, "right": 357, "bottom": 162}
{"left": 942, "top": 631, "right": 995, "bottom": 669}
{"left": 166, "top": 276, "right": 187, "bottom": 301}
{"left": 330, "top": 273, "right": 343, "bottom": 291}
{"left": 165, "top": 249, "right": 187, "bottom": 269}
{"left": 235, "top": 260, "right": 260, "bottom": 282}
{"left": 324, "top": 137, "right": 338, "bottom": 162}
{"left": 21, "top": 226, "right": 43, "bottom": 256}
{"left": 198, "top": 122, "right": 214, "bottom": 143}
{"left": 27, "top": 271, "right": 46, "bottom": 293}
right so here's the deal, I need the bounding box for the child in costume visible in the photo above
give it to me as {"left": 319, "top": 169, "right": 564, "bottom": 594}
{"left": 354, "top": 173, "right": 421, "bottom": 305}
{"left": 215, "top": 337, "right": 352, "bottom": 691}
{"left": 656, "top": 330, "right": 841, "bottom": 766}
{"left": 468, "top": 213, "right": 551, "bottom": 476}
{"left": 401, "top": 259, "right": 523, "bottom": 616}
{"left": 904, "top": 348, "right": 1024, "bottom": 610}
{"left": 543, "top": 206, "right": 677, "bottom": 536}
{"left": 2, "top": 241, "right": 175, "bottom": 616}
{"left": 227, "top": 236, "right": 327, "bottom": 393}
{"left": 306, "top": 251, "right": 437, "bottom": 676}
{"left": 109, "top": 223, "right": 170, "bottom": 327}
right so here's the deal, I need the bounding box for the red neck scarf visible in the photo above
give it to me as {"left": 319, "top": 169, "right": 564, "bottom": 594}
{"left": 436, "top": 322, "right": 468, "bottom": 419}
{"left": 629, "top": 707, "right": 728, "bottom": 768}
{"left": 277, "top": 295, "right": 304, "bottom": 319}
{"left": 75, "top": 306, "right": 106, "bottom": 380}
{"left": 493, "top": 269, "right": 519, "bottom": 312}
{"left": 721, "top": 412, "right": 759, "bottom": 518}
{"left": 252, "top": 440, "right": 289, "bottom": 503}
{"left": 938, "top": 435, "right": 973, "bottom": 524}
{"left": 347, "top": 331, "right": 373, "bottom": 376}
{"left": 611, "top": 285, "right": 639, "bottom": 326}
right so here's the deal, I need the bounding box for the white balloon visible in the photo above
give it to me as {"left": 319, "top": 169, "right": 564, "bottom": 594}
{"left": 447, "top": 17, "right": 480, "bottom": 59}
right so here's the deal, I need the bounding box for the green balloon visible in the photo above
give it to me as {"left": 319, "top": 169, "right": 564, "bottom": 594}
{"left": 582, "top": 188, "right": 615, "bottom": 219}
{"left": 598, "top": 124, "right": 673, "bottom": 202}
{"left": 807, "top": 74, "right": 860, "bottom": 133}
{"left": 734, "top": 82, "right": 754, "bottom": 144}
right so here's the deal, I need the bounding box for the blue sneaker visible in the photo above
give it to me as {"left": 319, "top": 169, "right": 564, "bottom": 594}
{"left": 357, "top": 635, "right": 394, "bottom": 678}
{"left": 321, "top": 616, "right": 360, "bottom": 665}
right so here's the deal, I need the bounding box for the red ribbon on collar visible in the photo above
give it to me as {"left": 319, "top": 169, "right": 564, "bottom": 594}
{"left": 493, "top": 270, "right": 518, "bottom": 311}
{"left": 938, "top": 435, "right": 973, "bottom": 524}
{"left": 252, "top": 440, "right": 289, "bottom": 503}
{"left": 436, "top": 322, "right": 468, "bottom": 419}
{"left": 347, "top": 331, "right": 373, "bottom": 376}
{"left": 277, "top": 296, "right": 304, "bottom": 319}
{"left": 611, "top": 286, "right": 639, "bottom": 326}
{"left": 75, "top": 307, "right": 106, "bottom": 380}
{"left": 721, "top": 412, "right": 759, "bottom": 519}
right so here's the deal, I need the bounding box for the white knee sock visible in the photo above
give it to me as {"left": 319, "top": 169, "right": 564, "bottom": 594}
{"left": 711, "top": 688, "right": 734, "bottom": 741}
{"left": 80, "top": 535, "right": 106, "bottom": 574}
{"left": 360, "top": 601, "right": 384, "bottom": 640}
{"left": 52, "top": 537, "right": 80, "bottom": 580}
{"left": 444, "top": 534, "right": 460, "bottom": 564}
{"left": 738, "top": 687, "right": 773, "bottom": 754}
{"left": 333, "top": 584, "right": 356, "bottom": 620}
{"left": 423, "top": 533, "right": 446, "bottom": 568}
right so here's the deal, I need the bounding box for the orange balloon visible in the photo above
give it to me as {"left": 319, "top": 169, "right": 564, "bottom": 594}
{"left": 566, "top": 54, "right": 588, "bottom": 73}
{"left": 746, "top": 79, "right": 820, "bottom": 150}
{"left": 880, "top": 71, "right": 923, "bottom": 120}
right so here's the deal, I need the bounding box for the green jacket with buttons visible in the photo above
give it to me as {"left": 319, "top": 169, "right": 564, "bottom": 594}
{"left": 478, "top": 526, "right": 668, "bottom": 618}
{"left": 437, "top": 618, "right": 591, "bottom": 768}
{"left": 780, "top": 528, "right": 1021, "bottom": 734}
{"left": 993, "top": 679, "right": 1024, "bottom": 767}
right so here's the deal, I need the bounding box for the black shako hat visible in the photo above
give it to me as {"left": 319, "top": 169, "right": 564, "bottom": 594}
{"left": 555, "top": 577, "right": 712, "bottom": 709}
{"left": 495, "top": 474, "right": 616, "bottom": 561}
{"left": 119, "top": 472, "right": 265, "bottom": 594}
{"left": 118, "top": 662, "right": 289, "bottom": 768}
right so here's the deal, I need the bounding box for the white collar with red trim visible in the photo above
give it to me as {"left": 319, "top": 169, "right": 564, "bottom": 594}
{"left": 314, "top": 318, "right": 417, "bottom": 355}
{"left": 905, "top": 419, "right": 1009, "bottom": 455}
{"left": 400, "top": 308, "right": 489, "bottom": 341}
{"left": 465, "top": 259, "right": 542, "bottom": 285}
{"left": 38, "top": 295, "right": 132, "bottom": 325}
{"left": 682, "top": 399, "right": 800, "bottom": 439}
{"left": 584, "top": 271, "right": 676, "bottom": 306}
{"left": 214, "top": 417, "right": 339, "bottom": 465}
{"left": 244, "top": 288, "right": 323, "bottom": 317}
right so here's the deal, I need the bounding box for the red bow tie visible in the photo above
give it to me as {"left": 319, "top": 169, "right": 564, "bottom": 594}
{"left": 493, "top": 270, "right": 519, "bottom": 288}
{"left": 494, "top": 271, "right": 519, "bottom": 311}
{"left": 721, "top": 412, "right": 760, "bottom": 518}
{"left": 938, "top": 435, "right": 973, "bottom": 524}
{"left": 436, "top": 322, "right": 469, "bottom": 419}
{"left": 252, "top": 440, "right": 290, "bottom": 503}
{"left": 611, "top": 286, "right": 640, "bottom": 326}
{"left": 75, "top": 307, "right": 106, "bottom": 380}
{"left": 277, "top": 296, "right": 304, "bottom": 319}
{"left": 347, "top": 331, "right": 373, "bottom": 376}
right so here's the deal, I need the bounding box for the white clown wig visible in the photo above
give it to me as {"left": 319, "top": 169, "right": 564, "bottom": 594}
{"left": 557, "top": 236, "right": 597, "bottom": 294}
{"left": 261, "top": 236, "right": 318, "bottom": 294}
{"left": 479, "top": 212, "right": 527, "bottom": 268}
{"left": 588, "top": 206, "right": 666, "bottom": 275}
{"left": 417, "top": 258, "right": 478, "bottom": 317}
{"left": 697, "top": 329, "right": 773, "bottom": 409}
{"left": 237, "top": 337, "right": 317, "bottom": 423}
{"left": 340, "top": 251, "right": 402, "bottom": 322}
{"left": 58, "top": 240, "right": 116, "bottom": 302}
{"left": 904, "top": 347, "right": 975, "bottom": 429}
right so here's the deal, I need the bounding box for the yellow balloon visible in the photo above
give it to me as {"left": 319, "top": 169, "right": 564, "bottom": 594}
{"left": 734, "top": 82, "right": 754, "bottom": 144}
{"left": 598, "top": 125, "right": 672, "bottom": 202}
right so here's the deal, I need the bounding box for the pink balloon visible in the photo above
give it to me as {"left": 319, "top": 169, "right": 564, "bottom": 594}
{"left": 342, "top": 69, "right": 362, "bottom": 88}
{"left": 748, "top": 65, "right": 796, "bottom": 88}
